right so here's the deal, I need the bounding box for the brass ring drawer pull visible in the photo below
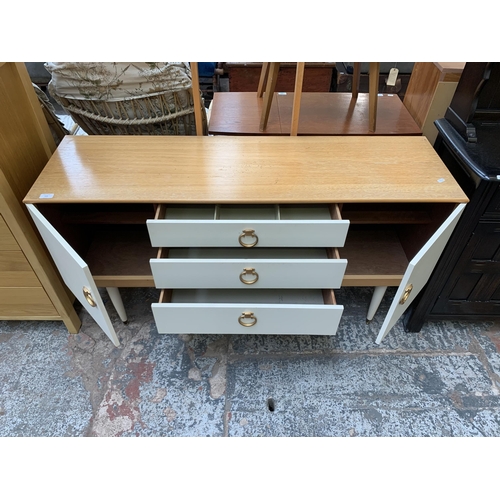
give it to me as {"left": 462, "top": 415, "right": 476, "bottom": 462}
{"left": 83, "top": 286, "right": 97, "bottom": 307}
{"left": 238, "top": 312, "right": 257, "bottom": 327}
{"left": 238, "top": 229, "right": 258, "bottom": 247}
{"left": 399, "top": 284, "right": 413, "bottom": 305}
{"left": 240, "top": 267, "right": 259, "bottom": 285}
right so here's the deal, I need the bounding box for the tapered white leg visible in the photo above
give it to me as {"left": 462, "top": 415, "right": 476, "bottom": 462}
{"left": 367, "top": 286, "right": 388, "bottom": 322}
{"left": 106, "top": 287, "right": 127, "bottom": 322}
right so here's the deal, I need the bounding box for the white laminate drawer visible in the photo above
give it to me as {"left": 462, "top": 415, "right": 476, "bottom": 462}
{"left": 150, "top": 247, "right": 347, "bottom": 289}
{"left": 152, "top": 289, "right": 343, "bottom": 335}
{"left": 147, "top": 204, "right": 349, "bottom": 248}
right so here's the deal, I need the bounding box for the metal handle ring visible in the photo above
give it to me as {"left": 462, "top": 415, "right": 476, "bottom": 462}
{"left": 83, "top": 286, "right": 97, "bottom": 307}
{"left": 399, "top": 284, "right": 413, "bottom": 305}
{"left": 238, "top": 229, "right": 259, "bottom": 248}
{"left": 240, "top": 267, "right": 259, "bottom": 285}
{"left": 238, "top": 312, "right": 257, "bottom": 327}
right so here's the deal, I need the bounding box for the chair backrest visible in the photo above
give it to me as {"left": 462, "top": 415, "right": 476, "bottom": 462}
{"left": 45, "top": 62, "right": 208, "bottom": 136}
{"left": 57, "top": 88, "right": 207, "bottom": 135}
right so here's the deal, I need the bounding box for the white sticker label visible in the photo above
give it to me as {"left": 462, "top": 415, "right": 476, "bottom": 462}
{"left": 278, "top": 92, "right": 287, "bottom": 95}
{"left": 437, "top": 178, "right": 445, "bottom": 183}
{"left": 387, "top": 67, "right": 399, "bottom": 86}
{"left": 39, "top": 193, "right": 54, "bottom": 198}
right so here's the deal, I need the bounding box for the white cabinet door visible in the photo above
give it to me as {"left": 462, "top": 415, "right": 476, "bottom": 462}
{"left": 26, "top": 204, "right": 120, "bottom": 346}
{"left": 375, "top": 203, "right": 466, "bottom": 344}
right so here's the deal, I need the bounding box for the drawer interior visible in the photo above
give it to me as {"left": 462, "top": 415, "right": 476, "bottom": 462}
{"left": 156, "top": 203, "right": 339, "bottom": 221}
{"left": 159, "top": 288, "right": 337, "bottom": 305}
{"left": 166, "top": 247, "right": 331, "bottom": 259}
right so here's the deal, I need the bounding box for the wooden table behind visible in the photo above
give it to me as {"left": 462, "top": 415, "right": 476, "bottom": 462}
{"left": 208, "top": 92, "right": 422, "bottom": 136}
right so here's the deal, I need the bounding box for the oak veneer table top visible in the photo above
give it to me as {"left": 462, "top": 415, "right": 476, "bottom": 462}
{"left": 24, "top": 135, "right": 468, "bottom": 205}
{"left": 208, "top": 92, "right": 422, "bottom": 136}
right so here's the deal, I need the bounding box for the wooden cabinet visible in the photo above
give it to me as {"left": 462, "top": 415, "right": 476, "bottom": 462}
{"left": 405, "top": 63, "right": 500, "bottom": 330}
{"left": 23, "top": 135, "right": 468, "bottom": 345}
{"left": 225, "top": 62, "right": 336, "bottom": 92}
{"left": 403, "top": 62, "right": 465, "bottom": 144}
{"left": 405, "top": 119, "right": 500, "bottom": 329}
{"left": 0, "top": 62, "right": 80, "bottom": 331}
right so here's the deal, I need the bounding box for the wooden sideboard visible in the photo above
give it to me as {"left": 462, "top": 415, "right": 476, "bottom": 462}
{"left": 24, "top": 135, "right": 467, "bottom": 345}
{"left": 0, "top": 62, "right": 80, "bottom": 331}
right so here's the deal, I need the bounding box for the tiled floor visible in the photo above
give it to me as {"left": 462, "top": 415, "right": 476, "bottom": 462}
{"left": 2, "top": 286, "right": 500, "bottom": 437}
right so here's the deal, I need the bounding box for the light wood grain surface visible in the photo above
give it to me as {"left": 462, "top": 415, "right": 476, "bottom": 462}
{"left": 434, "top": 62, "right": 466, "bottom": 73}
{"left": 24, "top": 135, "right": 468, "bottom": 205}
{"left": 209, "top": 92, "right": 422, "bottom": 136}
{"left": 1, "top": 62, "right": 81, "bottom": 331}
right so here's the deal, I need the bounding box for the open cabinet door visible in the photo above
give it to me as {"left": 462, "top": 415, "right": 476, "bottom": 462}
{"left": 26, "top": 204, "right": 120, "bottom": 346}
{"left": 376, "top": 203, "right": 466, "bottom": 344}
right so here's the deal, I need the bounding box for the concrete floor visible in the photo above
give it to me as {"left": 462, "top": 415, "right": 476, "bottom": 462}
{"left": 2, "top": 286, "right": 500, "bottom": 437}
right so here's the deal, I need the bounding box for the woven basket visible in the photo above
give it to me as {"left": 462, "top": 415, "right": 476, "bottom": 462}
{"left": 57, "top": 87, "right": 207, "bottom": 135}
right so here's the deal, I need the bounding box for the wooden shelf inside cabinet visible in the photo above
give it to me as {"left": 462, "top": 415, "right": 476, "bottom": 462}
{"left": 85, "top": 226, "right": 157, "bottom": 288}
{"left": 340, "top": 229, "right": 409, "bottom": 286}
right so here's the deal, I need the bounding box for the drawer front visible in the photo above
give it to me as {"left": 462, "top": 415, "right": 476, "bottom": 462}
{"left": 152, "top": 288, "right": 342, "bottom": 335}
{"left": 147, "top": 219, "right": 349, "bottom": 248}
{"left": 150, "top": 258, "right": 347, "bottom": 289}
{"left": 0, "top": 250, "right": 41, "bottom": 287}
{"left": 0, "top": 216, "right": 20, "bottom": 251}
{"left": 152, "top": 303, "right": 343, "bottom": 335}
{"left": 147, "top": 203, "right": 349, "bottom": 248}
{"left": 0, "top": 287, "right": 58, "bottom": 318}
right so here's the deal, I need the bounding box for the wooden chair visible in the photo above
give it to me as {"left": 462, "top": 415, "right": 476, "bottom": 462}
{"left": 48, "top": 62, "right": 208, "bottom": 137}
{"left": 53, "top": 88, "right": 207, "bottom": 136}
{"left": 258, "top": 62, "right": 380, "bottom": 135}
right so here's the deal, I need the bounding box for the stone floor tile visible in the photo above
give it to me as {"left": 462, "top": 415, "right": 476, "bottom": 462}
{"left": 225, "top": 354, "right": 500, "bottom": 437}
{"left": 0, "top": 323, "right": 92, "bottom": 436}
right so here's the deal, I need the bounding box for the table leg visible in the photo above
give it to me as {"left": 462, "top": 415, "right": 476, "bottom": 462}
{"left": 190, "top": 62, "right": 204, "bottom": 136}
{"left": 352, "top": 62, "right": 361, "bottom": 99}
{"left": 290, "top": 62, "right": 305, "bottom": 136}
{"left": 257, "top": 62, "right": 270, "bottom": 98}
{"left": 106, "top": 286, "right": 127, "bottom": 323}
{"left": 259, "top": 62, "right": 280, "bottom": 132}
{"left": 369, "top": 62, "right": 380, "bottom": 133}
{"left": 367, "top": 285, "right": 387, "bottom": 322}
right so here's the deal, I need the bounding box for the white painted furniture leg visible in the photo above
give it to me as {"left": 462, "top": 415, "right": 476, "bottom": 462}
{"left": 367, "top": 286, "right": 387, "bottom": 322}
{"left": 106, "top": 287, "right": 128, "bottom": 322}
